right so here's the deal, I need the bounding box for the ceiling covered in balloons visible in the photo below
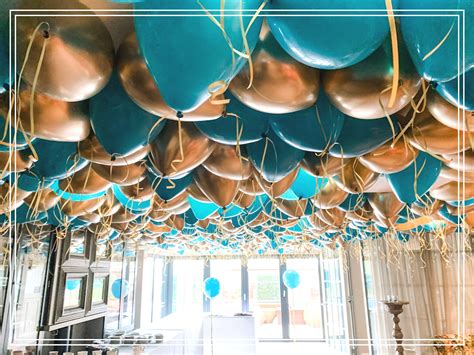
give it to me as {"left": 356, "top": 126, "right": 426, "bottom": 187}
{"left": 0, "top": 0, "right": 472, "bottom": 256}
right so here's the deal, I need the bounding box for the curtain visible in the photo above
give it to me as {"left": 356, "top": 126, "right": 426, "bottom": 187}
{"left": 362, "top": 233, "right": 474, "bottom": 354}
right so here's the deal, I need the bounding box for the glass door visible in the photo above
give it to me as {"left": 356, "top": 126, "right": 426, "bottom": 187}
{"left": 171, "top": 259, "right": 204, "bottom": 315}
{"left": 209, "top": 259, "right": 242, "bottom": 315}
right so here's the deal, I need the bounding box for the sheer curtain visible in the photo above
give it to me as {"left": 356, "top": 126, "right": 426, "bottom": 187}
{"left": 362, "top": 233, "right": 474, "bottom": 354}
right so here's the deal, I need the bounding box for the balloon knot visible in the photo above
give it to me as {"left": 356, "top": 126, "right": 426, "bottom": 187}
{"left": 222, "top": 110, "right": 228, "bottom": 118}
{"left": 176, "top": 111, "right": 184, "bottom": 119}
{"left": 2, "top": 83, "right": 9, "bottom": 91}
{"left": 430, "top": 81, "right": 439, "bottom": 89}
{"left": 42, "top": 30, "right": 50, "bottom": 39}
{"left": 111, "top": 156, "right": 116, "bottom": 161}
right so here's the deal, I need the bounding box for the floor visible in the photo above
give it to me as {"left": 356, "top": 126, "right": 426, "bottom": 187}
{"left": 257, "top": 342, "right": 346, "bottom": 355}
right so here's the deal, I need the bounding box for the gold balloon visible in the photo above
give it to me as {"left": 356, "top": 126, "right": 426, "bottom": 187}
{"left": 202, "top": 144, "right": 252, "bottom": 180}
{"left": 164, "top": 215, "right": 184, "bottom": 231}
{"left": 440, "top": 165, "right": 474, "bottom": 182}
{"left": 229, "top": 22, "right": 319, "bottom": 114}
{"left": 427, "top": 89, "right": 474, "bottom": 132}
{"left": 97, "top": 191, "right": 120, "bottom": 217}
{"left": 368, "top": 192, "right": 404, "bottom": 219}
{"left": 430, "top": 181, "right": 474, "bottom": 201}
{"left": 365, "top": 175, "right": 393, "bottom": 193}
{"left": 410, "top": 199, "right": 442, "bottom": 217}
{"left": 0, "top": 87, "right": 90, "bottom": 142}
{"left": 17, "top": 0, "right": 114, "bottom": 102}
{"left": 446, "top": 203, "right": 474, "bottom": 216}
{"left": 0, "top": 183, "right": 32, "bottom": 213}
{"left": 24, "top": 188, "right": 60, "bottom": 211}
{"left": 316, "top": 208, "right": 346, "bottom": 229}
{"left": 79, "top": 213, "right": 101, "bottom": 224}
{"left": 187, "top": 182, "right": 210, "bottom": 202}
{"left": 239, "top": 173, "right": 266, "bottom": 196}
{"left": 359, "top": 139, "right": 418, "bottom": 174}
{"left": 148, "top": 208, "right": 170, "bottom": 223}
{"left": 117, "top": 32, "right": 224, "bottom": 120}
{"left": 60, "top": 195, "right": 106, "bottom": 217}
{"left": 313, "top": 178, "right": 348, "bottom": 209}
{"left": 145, "top": 222, "right": 171, "bottom": 234}
{"left": 322, "top": 37, "right": 421, "bottom": 119}
{"left": 247, "top": 211, "right": 268, "bottom": 228}
{"left": 346, "top": 203, "right": 374, "bottom": 223}
{"left": 88, "top": 221, "right": 112, "bottom": 238}
{"left": 196, "top": 218, "right": 210, "bottom": 230}
{"left": 301, "top": 152, "right": 348, "bottom": 177}
{"left": 276, "top": 198, "right": 308, "bottom": 218}
{"left": 59, "top": 163, "right": 111, "bottom": 194}
{"left": 194, "top": 166, "right": 239, "bottom": 207}
{"left": 92, "top": 162, "right": 146, "bottom": 186}
{"left": 407, "top": 109, "right": 466, "bottom": 155}
{"left": 464, "top": 212, "right": 474, "bottom": 230}
{"left": 307, "top": 213, "right": 330, "bottom": 232}
{"left": 120, "top": 177, "right": 154, "bottom": 201}
{"left": 233, "top": 191, "right": 255, "bottom": 209}
{"left": 167, "top": 200, "right": 191, "bottom": 215}
{"left": 155, "top": 191, "right": 188, "bottom": 210}
{"left": 150, "top": 121, "right": 216, "bottom": 177}
{"left": 443, "top": 149, "right": 474, "bottom": 172}
{"left": 112, "top": 205, "right": 143, "bottom": 223}
{"left": 334, "top": 159, "right": 379, "bottom": 193}
{"left": 254, "top": 168, "right": 299, "bottom": 198}
{"left": 0, "top": 149, "right": 34, "bottom": 173}
{"left": 79, "top": 134, "right": 150, "bottom": 166}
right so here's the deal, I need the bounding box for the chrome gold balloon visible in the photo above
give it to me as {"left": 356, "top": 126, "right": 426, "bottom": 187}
{"left": 164, "top": 215, "right": 184, "bottom": 231}
{"left": 368, "top": 192, "right": 404, "bottom": 219}
{"left": 0, "top": 149, "right": 34, "bottom": 173}
{"left": 427, "top": 89, "right": 474, "bottom": 132}
{"left": 24, "top": 188, "right": 60, "bottom": 211}
{"left": 188, "top": 182, "right": 210, "bottom": 202}
{"left": 150, "top": 121, "right": 216, "bottom": 178}
{"left": 239, "top": 173, "right": 266, "bottom": 196}
{"left": 79, "top": 213, "right": 101, "bottom": 224}
{"left": 0, "top": 183, "right": 32, "bottom": 213}
{"left": 407, "top": 109, "right": 466, "bottom": 155}
{"left": 301, "top": 152, "right": 348, "bottom": 177}
{"left": 313, "top": 178, "right": 348, "bottom": 209}
{"left": 155, "top": 191, "right": 188, "bottom": 210}
{"left": 440, "top": 165, "right": 474, "bottom": 182}
{"left": 430, "top": 181, "right": 474, "bottom": 201}
{"left": 359, "top": 139, "right": 418, "bottom": 174}
{"left": 120, "top": 176, "right": 154, "bottom": 201}
{"left": 60, "top": 195, "right": 106, "bottom": 217}
{"left": 233, "top": 191, "right": 255, "bottom": 209}
{"left": 229, "top": 22, "right": 320, "bottom": 114}
{"left": 59, "top": 163, "right": 111, "bottom": 194}
{"left": 92, "top": 162, "right": 146, "bottom": 186}
{"left": 443, "top": 149, "right": 474, "bottom": 172}
{"left": 276, "top": 198, "right": 308, "bottom": 218}
{"left": 117, "top": 32, "right": 224, "bottom": 120}
{"left": 316, "top": 208, "right": 346, "bottom": 229}
{"left": 111, "top": 205, "right": 142, "bottom": 223}
{"left": 365, "top": 175, "right": 393, "bottom": 193}
{"left": 203, "top": 144, "right": 252, "bottom": 180}
{"left": 322, "top": 38, "right": 421, "bottom": 119}
{"left": 79, "top": 134, "right": 150, "bottom": 166}
{"left": 346, "top": 203, "right": 374, "bottom": 223}
{"left": 17, "top": 0, "right": 114, "bottom": 102}
{"left": 254, "top": 168, "right": 298, "bottom": 198}
{"left": 334, "top": 159, "right": 379, "bottom": 193}
{"left": 97, "top": 191, "right": 121, "bottom": 217}
{"left": 194, "top": 166, "right": 239, "bottom": 207}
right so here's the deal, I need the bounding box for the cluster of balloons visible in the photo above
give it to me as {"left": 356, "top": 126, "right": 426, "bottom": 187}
{"left": 0, "top": 0, "right": 472, "bottom": 256}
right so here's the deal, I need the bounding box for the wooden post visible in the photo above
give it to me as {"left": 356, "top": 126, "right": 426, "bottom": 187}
{"left": 381, "top": 300, "right": 409, "bottom": 355}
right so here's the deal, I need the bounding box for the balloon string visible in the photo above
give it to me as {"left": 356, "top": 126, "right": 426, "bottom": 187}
{"left": 422, "top": 23, "right": 454, "bottom": 62}
{"left": 239, "top": 0, "right": 253, "bottom": 89}
{"left": 207, "top": 80, "right": 230, "bottom": 105}
{"left": 169, "top": 118, "right": 184, "bottom": 182}
{"left": 385, "top": 0, "right": 399, "bottom": 108}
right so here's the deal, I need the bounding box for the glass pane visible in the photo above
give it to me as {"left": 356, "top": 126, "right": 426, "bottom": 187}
{"left": 70, "top": 232, "right": 85, "bottom": 256}
{"left": 248, "top": 259, "right": 282, "bottom": 339}
{"left": 121, "top": 242, "right": 137, "bottom": 328}
{"left": 172, "top": 259, "right": 204, "bottom": 315}
{"left": 209, "top": 259, "right": 241, "bottom": 315}
{"left": 141, "top": 253, "right": 164, "bottom": 327}
{"left": 92, "top": 277, "right": 106, "bottom": 304}
{"left": 286, "top": 258, "right": 323, "bottom": 339}
{"left": 106, "top": 242, "right": 124, "bottom": 332}
{"left": 96, "top": 240, "right": 110, "bottom": 260}
{"left": 64, "top": 277, "right": 84, "bottom": 309}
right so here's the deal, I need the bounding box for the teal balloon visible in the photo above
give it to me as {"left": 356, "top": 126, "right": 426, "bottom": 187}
{"left": 29, "top": 139, "right": 85, "bottom": 179}
{"left": 267, "top": 0, "right": 393, "bottom": 69}
{"left": 219, "top": 203, "right": 243, "bottom": 218}
{"left": 11, "top": 172, "right": 53, "bottom": 192}
{"left": 50, "top": 180, "right": 106, "bottom": 202}
{"left": 447, "top": 198, "right": 474, "bottom": 207}
{"left": 0, "top": 115, "right": 35, "bottom": 152}
{"left": 111, "top": 279, "right": 129, "bottom": 299}
{"left": 203, "top": 277, "right": 220, "bottom": 299}
{"left": 188, "top": 195, "right": 219, "bottom": 220}
{"left": 247, "top": 128, "right": 304, "bottom": 182}
{"left": 436, "top": 68, "right": 474, "bottom": 110}
{"left": 330, "top": 115, "right": 399, "bottom": 158}
{"left": 195, "top": 93, "right": 268, "bottom": 145}
{"left": 400, "top": 0, "right": 473, "bottom": 83}
{"left": 280, "top": 188, "right": 299, "bottom": 201}
{"left": 290, "top": 168, "right": 327, "bottom": 199}
{"left": 134, "top": 0, "right": 263, "bottom": 112}
{"left": 113, "top": 184, "right": 150, "bottom": 211}
{"left": 150, "top": 172, "right": 192, "bottom": 201}
{"left": 66, "top": 279, "right": 81, "bottom": 291}
{"left": 282, "top": 269, "right": 300, "bottom": 289}
{"left": 339, "top": 193, "right": 366, "bottom": 212}
{"left": 46, "top": 205, "right": 76, "bottom": 227}
{"left": 13, "top": 204, "right": 47, "bottom": 224}
{"left": 270, "top": 91, "right": 345, "bottom": 152}
{"left": 184, "top": 208, "right": 199, "bottom": 226}
{"left": 0, "top": 1, "right": 19, "bottom": 87}
{"left": 90, "top": 73, "right": 162, "bottom": 156}
{"left": 387, "top": 151, "right": 442, "bottom": 204}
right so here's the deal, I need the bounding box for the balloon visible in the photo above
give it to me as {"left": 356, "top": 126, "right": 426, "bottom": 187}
{"left": 387, "top": 151, "right": 442, "bottom": 204}
{"left": 24, "top": 188, "right": 60, "bottom": 212}
{"left": 60, "top": 194, "right": 106, "bottom": 217}
{"left": 247, "top": 128, "right": 304, "bottom": 182}
{"left": 313, "top": 178, "right": 348, "bottom": 209}
{"left": 111, "top": 279, "right": 129, "bottom": 299}
{"left": 90, "top": 72, "right": 163, "bottom": 156}
{"left": 239, "top": 173, "right": 266, "bottom": 196}
{"left": 189, "top": 195, "right": 219, "bottom": 220}
{"left": 0, "top": 105, "right": 35, "bottom": 152}
{"left": 435, "top": 67, "right": 474, "bottom": 111}
{"left": 194, "top": 166, "right": 239, "bottom": 207}
{"left": 443, "top": 149, "right": 474, "bottom": 172}
{"left": 134, "top": 0, "right": 263, "bottom": 112}
{"left": 79, "top": 134, "right": 150, "bottom": 166}
{"left": 334, "top": 159, "right": 379, "bottom": 194}
{"left": 92, "top": 162, "right": 146, "bottom": 186}
{"left": 399, "top": 0, "right": 473, "bottom": 83}
{"left": 290, "top": 168, "right": 327, "bottom": 199}
{"left": 195, "top": 93, "right": 269, "bottom": 145}
{"left": 17, "top": 0, "right": 114, "bottom": 101}
{"left": 275, "top": 198, "right": 308, "bottom": 218}
{"left": 150, "top": 120, "right": 215, "bottom": 178}
{"left": 254, "top": 168, "right": 299, "bottom": 198}
{"left": 113, "top": 184, "right": 151, "bottom": 212}
{"left": 359, "top": 139, "right": 418, "bottom": 174}
{"left": 14, "top": 172, "right": 52, "bottom": 193}
{"left": 427, "top": 88, "right": 474, "bottom": 132}
{"left": 66, "top": 279, "right": 81, "bottom": 291}
{"left": 407, "top": 109, "right": 465, "bottom": 155}
{"left": 282, "top": 269, "right": 300, "bottom": 289}
{"left": 120, "top": 177, "right": 154, "bottom": 201}
{"left": 29, "top": 139, "right": 85, "bottom": 179}
{"left": 329, "top": 115, "right": 399, "bottom": 158}
{"left": 267, "top": 0, "right": 392, "bottom": 69}
{"left": 150, "top": 172, "right": 193, "bottom": 201}
{"left": 117, "top": 32, "right": 224, "bottom": 121}
{"left": 230, "top": 22, "right": 319, "bottom": 114}
{"left": 59, "top": 163, "right": 111, "bottom": 195}
{"left": 97, "top": 191, "right": 121, "bottom": 217}
{"left": 338, "top": 193, "right": 366, "bottom": 212}
{"left": 270, "top": 91, "right": 345, "bottom": 152}
{"left": 316, "top": 208, "right": 346, "bottom": 229}
{"left": 322, "top": 36, "right": 421, "bottom": 119}
{"left": 0, "top": 149, "right": 34, "bottom": 173}
{"left": 0, "top": 1, "right": 19, "bottom": 86}
{"left": 203, "top": 277, "right": 220, "bottom": 299}
{"left": 368, "top": 192, "right": 404, "bottom": 220}
{"left": 430, "top": 181, "right": 474, "bottom": 202}
{"left": 233, "top": 191, "right": 255, "bottom": 209}
{"left": 202, "top": 144, "right": 252, "bottom": 180}
{"left": 301, "top": 152, "right": 348, "bottom": 177}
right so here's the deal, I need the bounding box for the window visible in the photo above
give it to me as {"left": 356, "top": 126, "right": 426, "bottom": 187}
{"left": 171, "top": 259, "right": 204, "bottom": 315}
{"left": 106, "top": 242, "right": 124, "bottom": 332}
{"left": 209, "top": 259, "right": 241, "bottom": 314}
{"left": 140, "top": 253, "right": 164, "bottom": 327}
{"left": 121, "top": 242, "right": 137, "bottom": 329}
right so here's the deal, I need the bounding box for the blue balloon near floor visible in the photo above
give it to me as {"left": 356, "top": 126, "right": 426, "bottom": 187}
{"left": 134, "top": 0, "right": 263, "bottom": 112}
{"left": 90, "top": 72, "right": 163, "bottom": 156}
{"left": 195, "top": 93, "right": 269, "bottom": 145}
{"left": 270, "top": 91, "right": 345, "bottom": 152}
{"left": 387, "top": 151, "right": 442, "bottom": 204}
{"left": 283, "top": 269, "right": 300, "bottom": 289}
{"left": 66, "top": 279, "right": 81, "bottom": 291}
{"left": 330, "top": 115, "right": 399, "bottom": 158}
{"left": 267, "top": 0, "right": 393, "bottom": 69}
{"left": 111, "top": 279, "right": 129, "bottom": 299}
{"left": 247, "top": 128, "right": 304, "bottom": 182}
{"left": 436, "top": 67, "right": 474, "bottom": 110}
{"left": 203, "top": 277, "right": 220, "bottom": 299}
{"left": 400, "top": 0, "right": 473, "bottom": 83}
